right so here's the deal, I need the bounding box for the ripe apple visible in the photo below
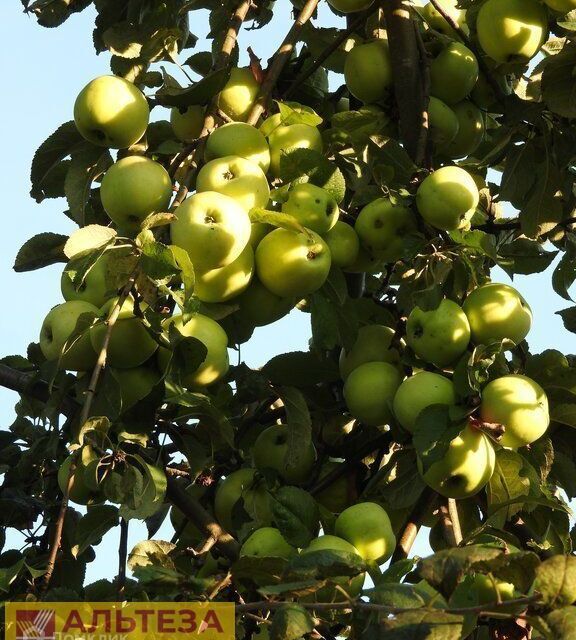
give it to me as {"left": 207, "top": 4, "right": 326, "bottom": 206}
{"left": 205, "top": 122, "right": 270, "bottom": 173}
{"left": 327, "top": 0, "right": 374, "bottom": 13}
{"left": 250, "top": 222, "right": 272, "bottom": 249}
{"left": 343, "top": 361, "right": 402, "bottom": 426}
{"left": 74, "top": 75, "right": 149, "bottom": 149}
{"left": 463, "top": 282, "right": 532, "bottom": 347}
{"left": 480, "top": 374, "right": 549, "bottom": 449}
{"left": 418, "top": 421, "right": 496, "bottom": 498}
{"left": 171, "top": 191, "right": 251, "bottom": 270}
{"left": 214, "top": 468, "right": 272, "bottom": 533}
{"left": 344, "top": 40, "right": 393, "bottom": 104}
{"left": 430, "top": 43, "right": 479, "bottom": 105}
{"left": 217, "top": 67, "right": 260, "bottom": 122}
{"left": 335, "top": 502, "right": 395, "bottom": 562}
{"left": 441, "top": 100, "right": 485, "bottom": 159}
{"left": 58, "top": 447, "right": 101, "bottom": 505}
{"left": 339, "top": 324, "right": 401, "bottom": 379}
{"left": 476, "top": 0, "right": 548, "bottom": 63}
{"left": 315, "top": 461, "right": 357, "bottom": 513}
{"left": 255, "top": 228, "right": 331, "bottom": 298}
{"left": 171, "top": 104, "right": 204, "bottom": 142}
{"left": 40, "top": 300, "right": 99, "bottom": 371}
{"left": 195, "top": 244, "right": 254, "bottom": 303}
{"left": 421, "top": 0, "right": 468, "bottom": 36}
{"left": 324, "top": 222, "right": 360, "bottom": 268}
{"left": 240, "top": 527, "right": 295, "bottom": 559}
{"left": 406, "top": 299, "right": 471, "bottom": 367}
{"left": 393, "top": 371, "right": 456, "bottom": 432}
{"left": 61, "top": 252, "right": 114, "bottom": 308}
{"left": 268, "top": 123, "right": 323, "bottom": 178}
{"left": 416, "top": 166, "right": 479, "bottom": 231}
{"left": 157, "top": 312, "right": 229, "bottom": 387}
{"left": 470, "top": 574, "right": 516, "bottom": 605}
{"left": 428, "top": 97, "right": 459, "bottom": 147}
{"left": 355, "top": 197, "right": 418, "bottom": 263}
{"left": 100, "top": 156, "right": 173, "bottom": 233}
{"left": 112, "top": 365, "right": 161, "bottom": 412}
{"left": 234, "top": 278, "right": 295, "bottom": 327}
{"left": 281, "top": 184, "right": 339, "bottom": 234}
{"left": 195, "top": 155, "right": 270, "bottom": 212}
{"left": 544, "top": 0, "right": 576, "bottom": 11}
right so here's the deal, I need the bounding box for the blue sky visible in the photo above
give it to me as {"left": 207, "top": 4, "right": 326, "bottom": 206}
{"left": 0, "top": 1, "right": 572, "bottom": 585}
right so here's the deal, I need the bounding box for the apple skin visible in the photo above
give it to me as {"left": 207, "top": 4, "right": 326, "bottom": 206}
{"left": 477, "top": 0, "right": 548, "bottom": 64}
{"left": 58, "top": 447, "right": 102, "bottom": 506}
{"left": 171, "top": 191, "right": 251, "bottom": 270}
{"left": 281, "top": 184, "right": 339, "bottom": 234}
{"left": 416, "top": 166, "right": 479, "bottom": 231}
{"left": 74, "top": 75, "right": 149, "bottom": 149}
{"left": 205, "top": 122, "right": 270, "bottom": 173}
{"left": 255, "top": 228, "right": 331, "bottom": 298}
{"left": 112, "top": 365, "right": 161, "bottom": 412}
{"left": 471, "top": 574, "right": 516, "bottom": 605}
{"left": 544, "top": 0, "right": 576, "bottom": 11}
{"left": 171, "top": 105, "right": 204, "bottom": 143}
{"left": 418, "top": 422, "right": 496, "bottom": 499}
{"left": 327, "top": 0, "right": 374, "bottom": 13}
{"left": 428, "top": 97, "right": 459, "bottom": 147}
{"left": 343, "top": 246, "right": 386, "bottom": 274}
{"left": 40, "top": 300, "right": 99, "bottom": 371}
{"left": 344, "top": 40, "right": 393, "bottom": 104}
{"left": 324, "top": 222, "right": 360, "bottom": 268}
{"left": 430, "top": 43, "right": 479, "bottom": 106}
{"left": 234, "top": 278, "right": 295, "bottom": 327}
{"left": 315, "top": 461, "right": 357, "bottom": 514}
{"left": 343, "top": 361, "right": 402, "bottom": 426}
{"left": 195, "top": 244, "right": 254, "bottom": 303}
{"left": 339, "top": 324, "right": 401, "bottom": 379}
{"left": 196, "top": 155, "right": 270, "bottom": 212}
{"left": 421, "top": 0, "right": 468, "bottom": 36}
{"left": 393, "top": 371, "right": 456, "bottom": 433}
{"left": 61, "top": 252, "right": 114, "bottom": 308}
{"left": 268, "top": 123, "right": 323, "bottom": 178}
{"left": 355, "top": 198, "right": 418, "bottom": 263}
{"left": 216, "top": 67, "right": 260, "bottom": 122}
{"left": 335, "top": 502, "right": 395, "bottom": 563}
{"left": 441, "top": 100, "right": 485, "bottom": 159}
{"left": 100, "top": 156, "right": 173, "bottom": 233}
{"left": 406, "top": 299, "right": 471, "bottom": 368}
{"left": 240, "top": 527, "right": 295, "bottom": 559}
{"left": 158, "top": 312, "right": 229, "bottom": 388}
{"left": 463, "top": 282, "right": 532, "bottom": 347}
{"left": 480, "top": 374, "right": 549, "bottom": 449}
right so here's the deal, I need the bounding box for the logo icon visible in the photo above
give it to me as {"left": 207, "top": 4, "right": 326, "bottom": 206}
{"left": 15, "top": 610, "right": 56, "bottom": 640}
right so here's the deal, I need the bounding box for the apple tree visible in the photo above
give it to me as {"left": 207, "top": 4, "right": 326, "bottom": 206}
{"left": 4, "top": 0, "right": 576, "bottom": 637}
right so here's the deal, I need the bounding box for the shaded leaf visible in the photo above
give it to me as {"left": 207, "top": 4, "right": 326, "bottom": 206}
{"left": 13, "top": 232, "right": 68, "bottom": 272}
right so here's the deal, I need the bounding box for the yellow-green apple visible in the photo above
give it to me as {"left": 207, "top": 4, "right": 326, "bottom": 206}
{"left": 58, "top": 447, "right": 102, "bottom": 505}
{"left": 470, "top": 574, "right": 516, "bottom": 605}
{"left": 90, "top": 296, "right": 158, "bottom": 369}
{"left": 308, "top": 35, "right": 361, "bottom": 75}
{"left": 463, "top": 282, "right": 532, "bottom": 346}
{"left": 421, "top": 0, "right": 468, "bottom": 36}
{"left": 268, "top": 123, "right": 323, "bottom": 178}
{"left": 327, "top": 0, "right": 374, "bottom": 12}
{"left": 281, "top": 184, "right": 339, "bottom": 234}
{"left": 217, "top": 67, "right": 260, "bottom": 122}
{"left": 112, "top": 365, "right": 161, "bottom": 411}
{"left": 171, "top": 191, "right": 251, "bottom": 270}
{"left": 354, "top": 197, "right": 418, "bottom": 263}
{"left": 480, "top": 374, "right": 549, "bottom": 449}
{"left": 195, "top": 155, "right": 270, "bottom": 212}
{"left": 61, "top": 252, "right": 114, "bottom": 308}
{"left": 393, "top": 371, "right": 456, "bottom": 432}
{"left": 240, "top": 527, "right": 296, "bottom": 558}
{"left": 416, "top": 166, "right": 479, "bottom": 231}
{"left": 255, "top": 228, "right": 331, "bottom": 298}
{"left": 74, "top": 75, "right": 149, "bottom": 148}
{"left": 234, "top": 278, "right": 295, "bottom": 327}
{"left": 324, "top": 222, "right": 360, "bottom": 269}
{"left": 339, "top": 324, "right": 401, "bottom": 379}
{"left": 205, "top": 122, "right": 270, "bottom": 173}
{"left": 418, "top": 422, "right": 496, "bottom": 498}
{"left": 428, "top": 97, "right": 459, "bottom": 147}
{"left": 315, "top": 461, "right": 357, "bottom": 513}
{"left": 335, "top": 502, "right": 395, "bottom": 562}
{"left": 441, "top": 100, "right": 484, "bottom": 159}
{"left": 195, "top": 245, "right": 254, "bottom": 303}
{"left": 170, "top": 105, "right": 204, "bottom": 143}
{"left": 250, "top": 222, "right": 272, "bottom": 249}
{"left": 430, "top": 43, "right": 479, "bottom": 105}
{"left": 344, "top": 40, "right": 393, "bottom": 104}
{"left": 214, "top": 468, "right": 272, "bottom": 533}
{"left": 100, "top": 156, "right": 173, "bottom": 233}
{"left": 343, "top": 361, "right": 402, "bottom": 426}
{"left": 406, "top": 299, "right": 471, "bottom": 367}
{"left": 476, "top": 0, "right": 548, "bottom": 63}
{"left": 543, "top": 0, "right": 576, "bottom": 11}
{"left": 40, "top": 300, "right": 99, "bottom": 371}
{"left": 158, "top": 312, "right": 229, "bottom": 387}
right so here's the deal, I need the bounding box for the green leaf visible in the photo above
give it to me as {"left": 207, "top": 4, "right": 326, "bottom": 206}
{"left": 184, "top": 51, "right": 214, "bottom": 76}
{"left": 553, "top": 243, "right": 576, "bottom": 301}
{"left": 249, "top": 208, "right": 306, "bottom": 234}
{"left": 271, "top": 486, "right": 320, "bottom": 548}
{"left": 542, "top": 43, "right": 576, "bottom": 118}
{"left": 13, "top": 232, "right": 68, "bottom": 272}
{"left": 141, "top": 240, "right": 181, "bottom": 282}
{"left": 381, "top": 610, "right": 463, "bottom": 640}
{"left": 367, "top": 135, "right": 417, "bottom": 188}
{"left": 156, "top": 67, "right": 229, "bottom": 108}
{"left": 277, "top": 387, "right": 313, "bottom": 478}
{"left": 0, "top": 559, "right": 24, "bottom": 593}
{"left": 556, "top": 306, "right": 576, "bottom": 333}
{"left": 412, "top": 406, "right": 465, "bottom": 475}
{"left": 269, "top": 604, "right": 315, "bottom": 640}
{"left": 72, "top": 505, "right": 119, "bottom": 557}
{"left": 26, "top": 0, "right": 92, "bottom": 28}
{"left": 546, "top": 607, "right": 576, "bottom": 639}
{"left": 486, "top": 449, "right": 531, "bottom": 528}
{"left": 262, "top": 351, "right": 340, "bottom": 387}
{"left": 232, "top": 556, "right": 288, "bottom": 584}
{"left": 367, "top": 583, "right": 432, "bottom": 609}
{"left": 287, "top": 549, "right": 365, "bottom": 581}
{"left": 64, "top": 225, "right": 117, "bottom": 260}
{"left": 497, "top": 238, "right": 558, "bottom": 277}
{"left": 127, "top": 539, "right": 176, "bottom": 572}
{"left": 121, "top": 456, "right": 167, "bottom": 520}
{"left": 473, "top": 551, "right": 540, "bottom": 593}
{"left": 534, "top": 555, "right": 576, "bottom": 608}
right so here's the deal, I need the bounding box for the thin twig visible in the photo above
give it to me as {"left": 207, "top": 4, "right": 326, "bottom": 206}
{"left": 117, "top": 518, "right": 129, "bottom": 599}
{"left": 447, "top": 498, "right": 463, "bottom": 545}
{"left": 391, "top": 487, "right": 437, "bottom": 562}
{"left": 208, "top": 572, "right": 232, "bottom": 600}
{"left": 439, "top": 499, "right": 460, "bottom": 547}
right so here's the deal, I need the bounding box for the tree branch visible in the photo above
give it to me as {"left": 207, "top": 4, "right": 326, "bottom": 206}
{"left": 117, "top": 518, "right": 129, "bottom": 599}
{"left": 439, "top": 498, "right": 462, "bottom": 547}
{"left": 391, "top": 487, "right": 437, "bottom": 562}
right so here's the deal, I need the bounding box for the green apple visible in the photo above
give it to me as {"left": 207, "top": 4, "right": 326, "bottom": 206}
{"left": 343, "top": 246, "right": 386, "bottom": 274}
{"left": 344, "top": 40, "right": 393, "bottom": 104}
{"left": 74, "top": 75, "right": 149, "bottom": 149}
{"left": 205, "top": 122, "right": 270, "bottom": 173}
{"left": 393, "top": 371, "right": 456, "bottom": 432}
{"left": 235, "top": 278, "right": 295, "bottom": 327}
{"left": 355, "top": 197, "right": 418, "bottom": 263}
{"left": 268, "top": 123, "right": 323, "bottom": 178}
{"left": 195, "top": 244, "right": 254, "bottom": 303}
{"left": 470, "top": 574, "right": 516, "bottom": 605}
{"left": 170, "top": 105, "right": 204, "bottom": 143}
{"left": 40, "top": 300, "right": 99, "bottom": 371}
{"left": 61, "top": 252, "right": 114, "bottom": 308}
{"left": 214, "top": 468, "right": 272, "bottom": 533}
{"left": 90, "top": 296, "right": 158, "bottom": 369}
{"left": 255, "top": 228, "right": 331, "bottom": 298}
{"left": 100, "top": 156, "right": 173, "bottom": 232}
{"left": 463, "top": 282, "right": 532, "bottom": 347}
{"left": 480, "top": 374, "right": 549, "bottom": 449}
{"left": 324, "top": 221, "right": 360, "bottom": 268}
{"left": 253, "top": 424, "right": 316, "bottom": 485}
{"left": 309, "top": 35, "right": 361, "bottom": 76}
{"left": 416, "top": 166, "right": 479, "bottom": 231}
{"left": 335, "top": 502, "right": 395, "bottom": 562}
{"left": 418, "top": 422, "right": 496, "bottom": 498}
{"left": 250, "top": 222, "right": 272, "bottom": 249}
{"left": 406, "top": 299, "right": 471, "bottom": 368}
{"left": 544, "top": 0, "right": 576, "bottom": 11}
{"left": 430, "top": 43, "right": 479, "bottom": 106}
{"left": 421, "top": 0, "right": 468, "bottom": 36}
{"left": 240, "top": 527, "right": 295, "bottom": 558}
{"left": 281, "top": 183, "right": 339, "bottom": 234}
{"left": 171, "top": 191, "right": 251, "bottom": 270}
{"left": 339, "top": 324, "right": 401, "bottom": 379}
{"left": 58, "top": 447, "right": 101, "bottom": 505}
{"left": 343, "top": 361, "right": 402, "bottom": 426}
{"left": 441, "top": 100, "right": 485, "bottom": 159}
{"left": 327, "top": 0, "right": 374, "bottom": 12}
{"left": 428, "top": 97, "right": 459, "bottom": 147}
{"left": 217, "top": 67, "right": 260, "bottom": 122}
{"left": 195, "top": 155, "right": 270, "bottom": 212}
{"left": 158, "top": 312, "right": 229, "bottom": 387}
{"left": 315, "top": 461, "right": 357, "bottom": 513}
{"left": 477, "top": 0, "right": 548, "bottom": 63}
{"left": 112, "top": 365, "right": 161, "bottom": 411}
